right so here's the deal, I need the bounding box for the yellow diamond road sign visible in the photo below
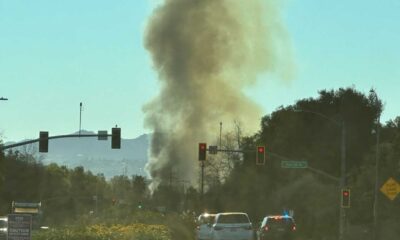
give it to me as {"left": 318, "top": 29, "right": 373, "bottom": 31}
{"left": 380, "top": 177, "right": 400, "bottom": 201}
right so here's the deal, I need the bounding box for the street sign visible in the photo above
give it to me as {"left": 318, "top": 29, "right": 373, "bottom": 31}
{"left": 7, "top": 214, "right": 32, "bottom": 240}
{"left": 209, "top": 145, "right": 218, "bottom": 154}
{"left": 380, "top": 177, "right": 400, "bottom": 201}
{"left": 281, "top": 160, "right": 308, "bottom": 169}
{"left": 98, "top": 130, "right": 108, "bottom": 140}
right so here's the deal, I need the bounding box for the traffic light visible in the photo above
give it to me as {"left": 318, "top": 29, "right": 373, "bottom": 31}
{"left": 256, "top": 146, "right": 266, "bottom": 165}
{"left": 341, "top": 189, "right": 351, "bottom": 208}
{"left": 199, "top": 143, "right": 207, "bottom": 161}
{"left": 111, "top": 128, "right": 121, "bottom": 149}
{"left": 39, "top": 131, "right": 49, "bottom": 153}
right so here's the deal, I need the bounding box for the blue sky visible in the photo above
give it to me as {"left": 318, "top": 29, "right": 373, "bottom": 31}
{"left": 0, "top": 0, "right": 399, "bottom": 142}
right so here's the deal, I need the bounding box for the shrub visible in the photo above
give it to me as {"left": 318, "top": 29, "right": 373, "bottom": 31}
{"left": 33, "top": 223, "right": 172, "bottom": 240}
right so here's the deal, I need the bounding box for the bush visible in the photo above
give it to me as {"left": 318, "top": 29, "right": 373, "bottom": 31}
{"left": 33, "top": 224, "right": 172, "bottom": 240}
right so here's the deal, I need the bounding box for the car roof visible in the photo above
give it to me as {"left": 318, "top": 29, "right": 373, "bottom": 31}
{"left": 264, "top": 215, "right": 294, "bottom": 220}
{"left": 199, "top": 213, "right": 216, "bottom": 217}
{"left": 217, "top": 212, "right": 248, "bottom": 215}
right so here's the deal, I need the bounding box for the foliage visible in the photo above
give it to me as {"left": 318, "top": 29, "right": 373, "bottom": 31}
{"left": 32, "top": 223, "right": 171, "bottom": 240}
{"left": 202, "top": 87, "right": 399, "bottom": 239}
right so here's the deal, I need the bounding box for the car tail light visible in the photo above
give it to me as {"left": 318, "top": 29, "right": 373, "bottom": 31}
{"left": 242, "top": 225, "right": 252, "bottom": 230}
{"left": 292, "top": 225, "right": 296, "bottom": 231}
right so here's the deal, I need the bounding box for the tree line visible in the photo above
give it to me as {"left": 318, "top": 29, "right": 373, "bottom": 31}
{"left": 199, "top": 87, "right": 400, "bottom": 239}
{"left": 1, "top": 87, "right": 399, "bottom": 239}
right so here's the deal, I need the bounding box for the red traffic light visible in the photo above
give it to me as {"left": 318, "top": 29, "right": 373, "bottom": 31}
{"left": 341, "top": 189, "right": 351, "bottom": 208}
{"left": 198, "top": 143, "right": 207, "bottom": 161}
{"left": 256, "top": 146, "right": 266, "bottom": 165}
{"left": 258, "top": 146, "right": 265, "bottom": 153}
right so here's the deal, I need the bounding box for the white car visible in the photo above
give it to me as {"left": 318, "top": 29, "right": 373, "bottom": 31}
{"left": 210, "top": 212, "right": 254, "bottom": 240}
{"left": 0, "top": 216, "right": 7, "bottom": 240}
{"left": 196, "top": 213, "right": 216, "bottom": 240}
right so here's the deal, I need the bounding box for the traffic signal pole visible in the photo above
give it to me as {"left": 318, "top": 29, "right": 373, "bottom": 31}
{"left": 201, "top": 161, "right": 205, "bottom": 197}
{"left": 198, "top": 143, "right": 207, "bottom": 199}
{"left": 0, "top": 133, "right": 102, "bottom": 150}
{"left": 0, "top": 132, "right": 119, "bottom": 151}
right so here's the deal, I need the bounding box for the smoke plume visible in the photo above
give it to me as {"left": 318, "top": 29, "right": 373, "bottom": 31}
{"left": 144, "top": 0, "right": 295, "bottom": 190}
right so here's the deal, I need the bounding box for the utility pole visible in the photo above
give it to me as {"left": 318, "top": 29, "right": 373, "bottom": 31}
{"left": 94, "top": 181, "right": 98, "bottom": 216}
{"left": 79, "top": 102, "right": 83, "bottom": 135}
{"left": 372, "top": 93, "right": 381, "bottom": 240}
{"left": 219, "top": 122, "right": 222, "bottom": 149}
{"left": 339, "top": 121, "right": 347, "bottom": 240}
{"left": 169, "top": 168, "right": 172, "bottom": 187}
{"left": 372, "top": 116, "right": 380, "bottom": 240}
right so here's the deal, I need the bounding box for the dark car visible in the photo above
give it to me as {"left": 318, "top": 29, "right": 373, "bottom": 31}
{"left": 256, "top": 215, "right": 296, "bottom": 240}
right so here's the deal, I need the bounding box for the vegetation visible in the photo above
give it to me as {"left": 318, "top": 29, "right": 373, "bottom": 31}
{"left": 199, "top": 88, "right": 400, "bottom": 239}
{"left": 33, "top": 223, "right": 171, "bottom": 240}
{"left": 1, "top": 87, "right": 399, "bottom": 239}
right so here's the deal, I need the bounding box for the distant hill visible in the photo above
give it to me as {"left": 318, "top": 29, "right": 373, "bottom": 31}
{"left": 5, "top": 131, "right": 150, "bottom": 179}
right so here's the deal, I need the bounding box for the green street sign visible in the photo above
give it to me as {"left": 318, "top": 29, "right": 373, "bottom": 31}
{"left": 281, "top": 160, "right": 308, "bottom": 169}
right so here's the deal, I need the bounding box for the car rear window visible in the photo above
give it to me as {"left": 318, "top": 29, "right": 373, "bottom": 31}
{"left": 267, "top": 217, "right": 294, "bottom": 227}
{"left": 218, "top": 214, "right": 249, "bottom": 224}
{"left": 0, "top": 220, "right": 7, "bottom": 228}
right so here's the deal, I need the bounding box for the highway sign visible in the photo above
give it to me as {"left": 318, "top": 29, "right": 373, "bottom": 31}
{"left": 380, "top": 177, "right": 400, "bottom": 201}
{"left": 209, "top": 145, "right": 218, "bottom": 154}
{"left": 281, "top": 160, "right": 308, "bottom": 169}
{"left": 98, "top": 130, "right": 108, "bottom": 140}
{"left": 7, "top": 214, "right": 32, "bottom": 240}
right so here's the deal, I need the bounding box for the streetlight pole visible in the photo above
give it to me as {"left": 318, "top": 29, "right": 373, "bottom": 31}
{"left": 294, "top": 109, "right": 346, "bottom": 240}
{"left": 373, "top": 106, "right": 381, "bottom": 240}
{"left": 219, "top": 122, "right": 222, "bottom": 149}
{"left": 339, "top": 121, "right": 346, "bottom": 240}
{"left": 79, "top": 102, "right": 83, "bottom": 136}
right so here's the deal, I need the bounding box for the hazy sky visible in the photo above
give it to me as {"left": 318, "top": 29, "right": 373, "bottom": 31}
{"left": 1, "top": 0, "right": 399, "bottom": 142}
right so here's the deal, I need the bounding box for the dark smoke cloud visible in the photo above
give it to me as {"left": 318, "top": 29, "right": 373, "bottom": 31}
{"left": 144, "top": 0, "right": 295, "bottom": 190}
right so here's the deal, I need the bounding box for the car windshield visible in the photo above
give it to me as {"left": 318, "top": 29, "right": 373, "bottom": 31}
{"left": 218, "top": 214, "right": 249, "bottom": 224}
